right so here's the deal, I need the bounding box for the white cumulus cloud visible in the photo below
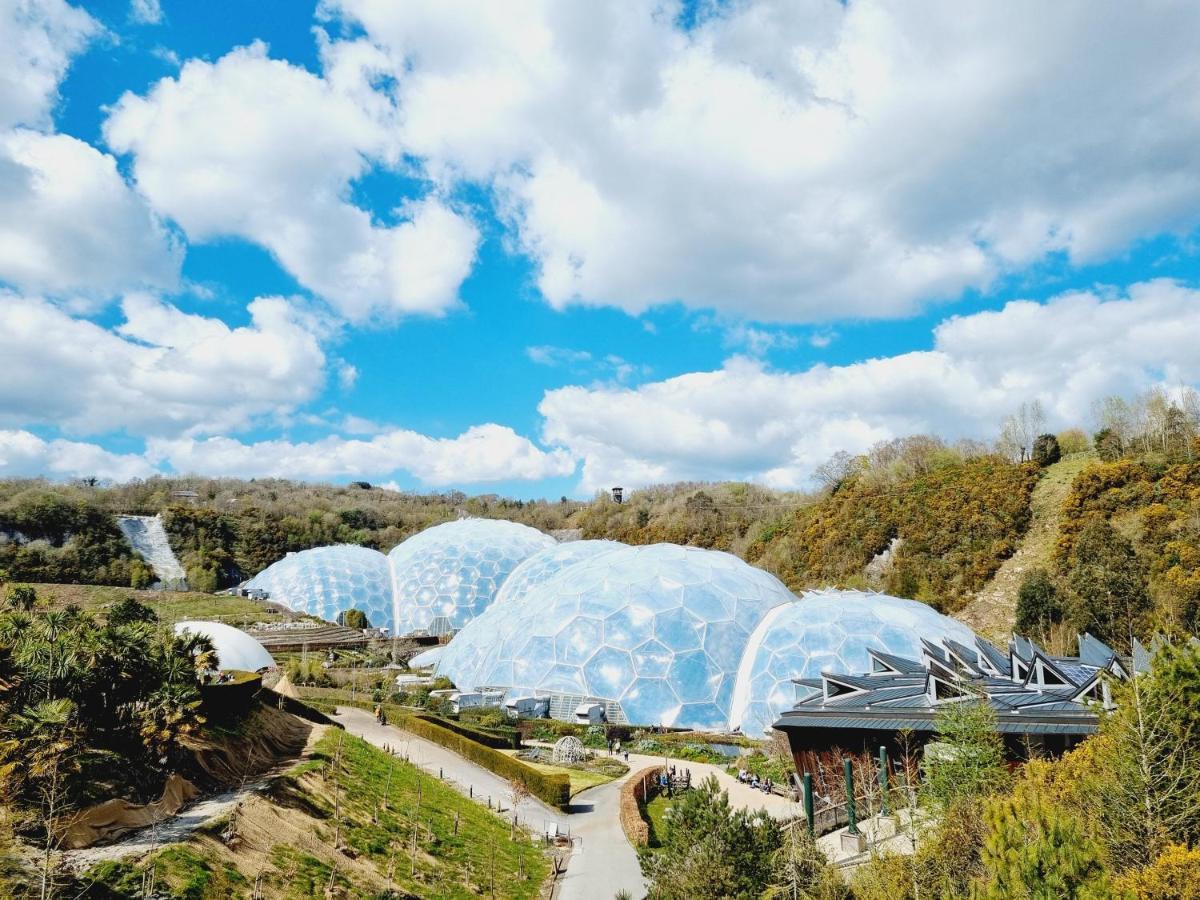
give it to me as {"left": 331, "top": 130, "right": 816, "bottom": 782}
{"left": 323, "top": 0, "right": 1200, "bottom": 322}
{"left": 0, "top": 130, "right": 181, "bottom": 299}
{"left": 0, "top": 0, "right": 99, "bottom": 130}
{"left": 0, "top": 430, "right": 155, "bottom": 481}
{"left": 147, "top": 423, "right": 576, "bottom": 485}
{"left": 0, "top": 292, "right": 328, "bottom": 436}
{"left": 104, "top": 41, "right": 479, "bottom": 322}
{"left": 539, "top": 279, "right": 1200, "bottom": 491}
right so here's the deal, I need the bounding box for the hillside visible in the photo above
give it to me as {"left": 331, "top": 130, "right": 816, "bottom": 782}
{"left": 958, "top": 452, "right": 1096, "bottom": 639}
{"left": 75, "top": 729, "right": 549, "bottom": 899}
{"left": 3, "top": 431, "right": 1198, "bottom": 647}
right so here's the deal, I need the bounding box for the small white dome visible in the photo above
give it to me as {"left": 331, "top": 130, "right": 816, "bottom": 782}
{"left": 174, "top": 621, "right": 275, "bottom": 672}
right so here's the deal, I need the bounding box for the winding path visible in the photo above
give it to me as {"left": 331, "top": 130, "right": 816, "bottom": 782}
{"left": 334, "top": 709, "right": 801, "bottom": 899}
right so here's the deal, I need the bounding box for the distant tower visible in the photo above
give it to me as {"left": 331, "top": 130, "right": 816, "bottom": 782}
{"left": 612, "top": 486, "right": 624, "bottom": 504}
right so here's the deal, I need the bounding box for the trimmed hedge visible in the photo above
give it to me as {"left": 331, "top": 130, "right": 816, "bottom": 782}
{"left": 404, "top": 715, "right": 570, "bottom": 810}
{"left": 620, "top": 766, "right": 664, "bottom": 847}
{"left": 416, "top": 713, "right": 520, "bottom": 750}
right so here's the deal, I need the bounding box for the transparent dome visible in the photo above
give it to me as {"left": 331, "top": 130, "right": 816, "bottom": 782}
{"left": 244, "top": 544, "right": 394, "bottom": 631}
{"left": 454, "top": 543, "right": 797, "bottom": 730}
{"left": 438, "top": 539, "right": 624, "bottom": 690}
{"left": 388, "top": 519, "right": 556, "bottom": 636}
{"left": 730, "top": 589, "right": 977, "bottom": 736}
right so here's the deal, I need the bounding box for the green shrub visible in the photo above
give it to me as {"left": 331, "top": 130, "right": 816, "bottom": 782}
{"left": 404, "top": 715, "right": 569, "bottom": 809}
{"left": 1032, "top": 433, "right": 1062, "bottom": 467}
{"left": 416, "top": 713, "right": 521, "bottom": 750}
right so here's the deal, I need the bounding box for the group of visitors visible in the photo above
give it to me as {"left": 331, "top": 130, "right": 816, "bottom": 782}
{"left": 657, "top": 765, "right": 692, "bottom": 797}
{"left": 374, "top": 704, "right": 387, "bottom": 726}
{"left": 737, "top": 769, "right": 774, "bottom": 793}
{"left": 607, "top": 738, "right": 630, "bottom": 762}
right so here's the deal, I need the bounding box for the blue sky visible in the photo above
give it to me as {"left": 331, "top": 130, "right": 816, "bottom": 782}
{"left": 3, "top": 1, "right": 1200, "bottom": 497}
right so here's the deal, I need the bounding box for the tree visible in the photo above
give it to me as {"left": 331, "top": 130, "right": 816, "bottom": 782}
{"left": 975, "top": 794, "right": 1111, "bottom": 899}
{"left": 1057, "top": 428, "right": 1091, "bottom": 455}
{"left": 1066, "top": 519, "right": 1151, "bottom": 649}
{"left": 998, "top": 401, "right": 1046, "bottom": 462}
{"left": 922, "top": 701, "right": 1008, "bottom": 810}
{"left": 1031, "top": 433, "right": 1061, "bottom": 467}
{"left": 106, "top": 596, "right": 158, "bottom": 627}
{"left": 764, "top": 824, "right": 842, "bottom": 900}
{"left": 340, "top": 608, "right": 369, "bottom": 630}
{"left": 1092, "top": 427, "right": 1124, "bottom": 461}
{"left": 643, "top": 776, "right": 781, "bottom": 900}
{"left": 1015, "top": 568, "right": 1063, "bottom": 636}
{"left": 1087, "top": 655, "right": 1200, "bottom": 870}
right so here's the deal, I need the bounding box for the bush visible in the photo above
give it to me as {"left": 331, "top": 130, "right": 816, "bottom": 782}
{"left": 403, "top": 715, "right": 569, "bottom": 809}
{"left": 1032, "top": 433, "right": 1062, "bottom": 467}
{"left": 620, "top": 766, "right": 662, "bottom": 847}
{"left": 415, "top": 713, "right": 520, "bottom": 750}
{"left": 1057, "top": 428, "right": 1091, "bottom": 455}
{"left": 1014, "top": 568, "right": 1063, "bottom": 635}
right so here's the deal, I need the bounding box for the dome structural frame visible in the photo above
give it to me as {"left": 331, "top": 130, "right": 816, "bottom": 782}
{"left": 244, "top": 543, "right": 395, "bottom": 632}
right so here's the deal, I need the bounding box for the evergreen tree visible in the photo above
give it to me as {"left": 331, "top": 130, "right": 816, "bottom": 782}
{"left": 643, "top": 776, "right": 781, "bottom": 900}
{"left": 1067, "top": 519, "right": 1151, "bottom": 649}
{"left": 1015, "top": 568, "right": 1063, "bottom": 636}
{"left": 922, "top": 701, "right": 1009, "bottom": 809}
{"left": 1032, "top": 433, "right": 1061, "bottom": 467}
{"left": 975, "top": 795, "right": 1111, "bottom": 899}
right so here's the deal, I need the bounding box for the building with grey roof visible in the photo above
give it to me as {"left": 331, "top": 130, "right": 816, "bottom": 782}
{"left": 774, "top": 631, "right": 1148, "bottom": 760}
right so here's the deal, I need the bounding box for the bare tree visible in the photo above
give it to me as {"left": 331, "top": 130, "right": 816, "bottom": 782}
{"left": 998, "top": 400, "right": 1046, "bottom": 462}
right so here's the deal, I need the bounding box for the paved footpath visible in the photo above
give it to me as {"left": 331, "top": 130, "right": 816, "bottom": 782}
{"left": 335, "top": 709, "right": 803, "bottom": 899}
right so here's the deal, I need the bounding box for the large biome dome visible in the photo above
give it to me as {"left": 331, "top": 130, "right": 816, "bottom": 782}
{"left": 452, "top": 543, "right": 798, "bottom": 730}
{"left": 388, "top": 518, "right": 556, "bottom": 636}
{"left": 437, "top": 539, "right": 624, "bottom": 691}
{"left": 730, "top": 589, "right": 977, "bottom": 737}
{"left": 244, "top": 544, "right": 394, "bottom": 631}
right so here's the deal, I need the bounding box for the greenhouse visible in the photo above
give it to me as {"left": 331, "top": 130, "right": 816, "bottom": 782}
{"left": 436, "top": 545, "right": 975, "bottom": 735}
{"left": 388, "top": 518, "right": 557, "bottom": 635}
{"left": 244, "top": 543, "right": 395, "bottom": 631}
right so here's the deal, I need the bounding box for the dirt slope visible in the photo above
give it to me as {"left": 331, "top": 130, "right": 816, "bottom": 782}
{"left": 956, "top": 452, "right": 1095, "bottom": 641}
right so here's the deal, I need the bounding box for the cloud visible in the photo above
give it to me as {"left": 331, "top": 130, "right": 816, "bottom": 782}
{"left": 104, "top": 41, "right": 479, "bottom": 322}
{"left": 526, "top": 345, "right": 647, "bottom": 383}
{"left": 539, "top": 279, "right": 1200, "bottom": 491}
{"left": 0, "top": 292, "right": 328, "bottom": 437}
{"left": 323, "top": 1, "right": 1200, "bottom": 322}
{"left": 129, "top": 0, "right": 162, "bottom": 25}
{"left": 0, "top": 0, "right": 99, "bottom": 130}
{"left": 0, "top": 129, "right": 182, "bottom": 300}
{"left": 0, "top": 430, "right": 155, "bottom": 481}
{"left": 721, "top": 323, "right": 799, "bottom": 356}
{"left": 147, "top": 423, "right": 575, "bottom": 485}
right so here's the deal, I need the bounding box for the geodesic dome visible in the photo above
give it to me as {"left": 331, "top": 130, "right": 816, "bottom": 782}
{"left": 456, "top": 543, "right": 798, "bottom": 730}
{"left": 174, "top": 620, "right": 275, "bottom": 672}
{"left": 729, "top": 589, "right": 976, "bottom": 737}
{"left": 244, "top": 544, "right": 394, "bottom": 631}
{"left": 388, "top": 519, "right": 556, "bottom": 636}
{"left": 437, "top": 539, "right": 625, "bottom": 691}
{"left": 552, "top": 735, "right": 587, "bottom": 764}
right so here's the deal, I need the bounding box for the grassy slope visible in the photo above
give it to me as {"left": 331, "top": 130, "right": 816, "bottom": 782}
{"left": 84, "top": 730, "right": 549, "bottom": 899}
{"left": 956, "top": 451, "right": 1096, "bottom": 640}
{"left": 33, "top": 583, "right": 295, "bottom": 626}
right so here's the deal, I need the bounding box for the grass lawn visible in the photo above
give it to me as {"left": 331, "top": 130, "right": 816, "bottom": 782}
{"left": 641, "top": 793, "right": 676, "bottom": 849}
{"left": 32, "top": 582, "right": 295, "bottom": 625}
{"left": 502, "top": 752, "right": 628, "bottom": 797}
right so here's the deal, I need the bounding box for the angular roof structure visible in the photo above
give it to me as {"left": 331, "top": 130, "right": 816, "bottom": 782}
{"left": 775, "top": 631, "right": 1133, "bottom": 740}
